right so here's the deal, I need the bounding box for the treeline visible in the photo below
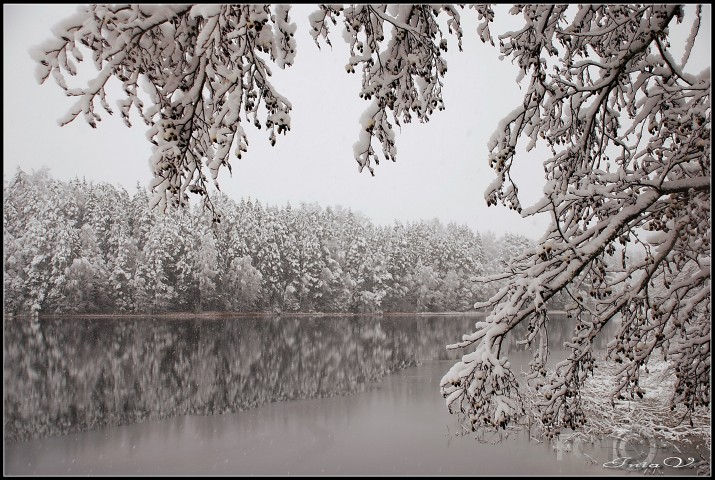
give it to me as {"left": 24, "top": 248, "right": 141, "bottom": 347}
{"left": 3, "top": 169, "right": 543, "bottom": 315}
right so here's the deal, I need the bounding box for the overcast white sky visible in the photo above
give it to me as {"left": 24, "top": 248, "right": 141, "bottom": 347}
{"left": 3, "top": 5, "right": 711, "bottom": 238}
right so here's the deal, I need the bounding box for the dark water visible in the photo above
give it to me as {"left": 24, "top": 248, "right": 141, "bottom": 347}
{"left": 5, "top": 315, "right": 487, "bottom": 443}
{"left": 3, "top": 314, "right": 702, "bottom": 475}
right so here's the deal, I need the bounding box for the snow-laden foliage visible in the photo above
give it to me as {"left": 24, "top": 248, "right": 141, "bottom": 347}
{"left": 310, "top": 5, "right": 489, "bottom": 174}
{"left": 440, "top": 5, "right": 710, "bottom": 436}
{"left": 4, "top": 169, "right": 507, "bottom": 315}
{"left": 32, "top": 4, "right": 297, "bottom": 218}
{"left": 32, "top": 4, "right": 492, "bottom": 202}
{"left": 31, "top": 4, "right": 710, "bottom": 438}
{"left": 225, "top": 255, "right": 263, "bottom": 311}
{"left": 538, "top": 354, "right": 711, "bottom": 462}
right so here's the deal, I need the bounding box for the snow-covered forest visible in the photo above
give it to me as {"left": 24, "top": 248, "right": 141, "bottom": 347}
{"left": 4, "top": 168, "right": 546, "bottom": 315}
{"left": 15, "top": 2, "right": 711, "bottom": 452}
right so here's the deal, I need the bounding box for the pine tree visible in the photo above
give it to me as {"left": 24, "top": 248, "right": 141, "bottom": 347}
{"left": 63, "top": 225, "right": 109, "bottom": 312}
{"left": 192, "top": 229, "right": 220, "bottom": 312}
{"left": 108, "top": 231, "right": 139, "bottom": 312}
{"left": 226, "top": 256, "right": 263, "bottom": 311}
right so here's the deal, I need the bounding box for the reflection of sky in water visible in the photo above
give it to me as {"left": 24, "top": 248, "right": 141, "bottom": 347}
{"left": 7, "top": 314, "right": 700, "bottom": 475}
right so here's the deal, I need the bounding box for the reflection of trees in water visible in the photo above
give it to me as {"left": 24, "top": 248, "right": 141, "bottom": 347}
{"left": 416, "top": 316, "right": 484, "bottom": 361}
{"left": 505, "top": 312, "right": 617, "bottom": 356}
{"left": 4, "top": 313, "right": 619, "bottom": 443}
{"left": 416, "top": 313, "right": 618, "bottom": 365}
{"left": 4, "top": 317, "right": 51, "bottom": 441}
{"left": 4, "top": 316, "right": 429, "bottom": 442}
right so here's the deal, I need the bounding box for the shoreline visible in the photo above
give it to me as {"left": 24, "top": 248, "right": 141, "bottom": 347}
{"left": 4, "top": 310, "right": 569, "bottom": 320}
{"left": 4, "top": 310, "right": 491, "bottom": 320}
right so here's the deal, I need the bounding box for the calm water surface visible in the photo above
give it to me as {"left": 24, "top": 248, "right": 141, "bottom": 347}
{"left": 4, "top": 315, "right": 702, "bottom": 475}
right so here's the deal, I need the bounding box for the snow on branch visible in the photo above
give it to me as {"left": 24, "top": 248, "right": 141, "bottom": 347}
{"left": 442, "top": 4, "right": 710, "bottom": 438}
{"left": 311, "top": 4, "right": 480, "bottom": 174}
{"left": 32, "top": 4, "right": 297, "bottom": 220}
{"left": 31, "top": 4, "right": 710, "bottom": 443}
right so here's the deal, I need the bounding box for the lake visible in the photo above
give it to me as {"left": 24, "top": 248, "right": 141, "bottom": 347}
{"left": 3, "top": 314, "right": 703, "bottom": 475}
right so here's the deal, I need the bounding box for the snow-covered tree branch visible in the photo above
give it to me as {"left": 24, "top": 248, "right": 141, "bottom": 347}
{"left": 440, "top": 4, "right": 710, "bottom": 435}
{"left": 32, "top": 4, "right": 297, "bottom": 218}
{"left": 310, "top": 4, "right": 478, "bottom": 174}
{"left": 32, "top": 4, "right": 710, "bottom": 437}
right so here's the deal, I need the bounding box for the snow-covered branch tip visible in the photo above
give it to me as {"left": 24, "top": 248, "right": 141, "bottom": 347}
{"left": 32, "top": 4, "right": 297, "bottom": 220}
{"left": 31, "top": 4, "right": 711, "bottom": 443}
{"left": 443, "top": 4, "right": 710, "bottom": 438}
{"left": 34, "top": 4, "right": 497, "bottom": 211}
{"left": 311, "top": 4, "right": 495, "bottom": 175}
